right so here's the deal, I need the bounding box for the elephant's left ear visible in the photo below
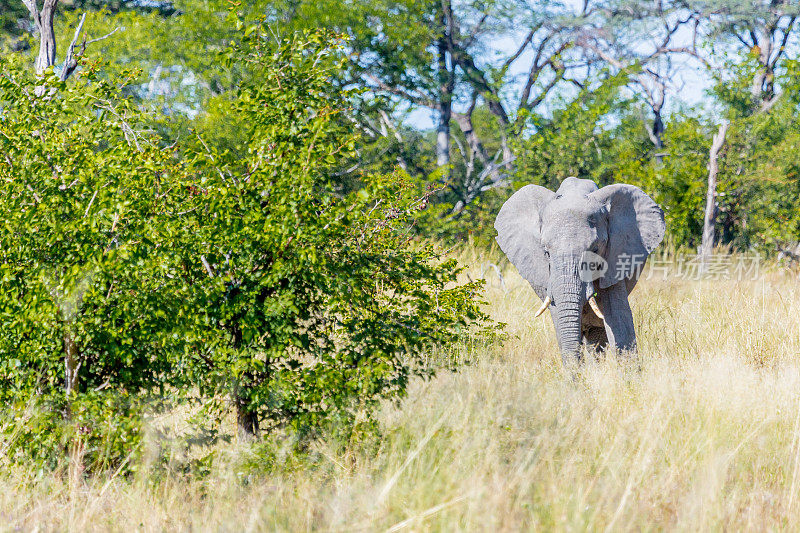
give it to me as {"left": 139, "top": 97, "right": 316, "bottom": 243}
{"left": 589, "top": 184, "right": 666, "bottom": 289}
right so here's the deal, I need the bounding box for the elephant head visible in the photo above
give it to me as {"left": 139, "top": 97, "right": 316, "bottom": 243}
{"left": 495, "top": 177, "right": 665, "bottom": 362}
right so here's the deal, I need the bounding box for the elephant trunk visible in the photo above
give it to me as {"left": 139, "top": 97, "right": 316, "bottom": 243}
{"left": 551, "top": 256, "right": 587, "bottom": 363}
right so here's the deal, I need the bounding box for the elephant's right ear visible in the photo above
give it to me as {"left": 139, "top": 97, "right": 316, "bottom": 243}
{"left": 494, "top": 184, "right": 554, "bottom": 300}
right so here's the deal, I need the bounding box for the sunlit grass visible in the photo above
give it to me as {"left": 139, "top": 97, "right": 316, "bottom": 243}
{"left": 4, "top": 245, "right": 800, "bottom": 530}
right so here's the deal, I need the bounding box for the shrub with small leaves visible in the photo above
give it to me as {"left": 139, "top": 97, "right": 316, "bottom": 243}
{"left": 177, "top": 30, "right": 492, "bottom": 440}
{"left": 0, "top": 30, "right": 493, "bottom": 468}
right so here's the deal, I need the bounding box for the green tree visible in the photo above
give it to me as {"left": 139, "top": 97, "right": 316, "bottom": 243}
{"left": 175, "top": 30, "right": 490, "bottom": 439}
{"left": 0, "top": 28, "right": 492, "bottom": 465}
{"left": 708, "top": 55, "right": 800, "bottom": 249}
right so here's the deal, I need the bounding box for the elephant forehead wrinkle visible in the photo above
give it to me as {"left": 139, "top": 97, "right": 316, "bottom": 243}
{"left": 542, "top": 212, "right": 578, "bottom": 229}
{"left": 542, "top": 218, "right": 597, "bottom": 245}
{"left": 544, "top": 199, "right": 604, "bottom": 220}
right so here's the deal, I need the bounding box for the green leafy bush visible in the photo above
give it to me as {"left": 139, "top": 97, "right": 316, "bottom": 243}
{"left": 175, "top": 31, "right": 490, "bottom": 439}
{"left": 0, "top": 31, "right": 491, "bottom": 469}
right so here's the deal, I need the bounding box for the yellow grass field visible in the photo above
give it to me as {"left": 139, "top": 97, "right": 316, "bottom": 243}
{"left": 5, "top": 247, "right": 800, "bottom": 531}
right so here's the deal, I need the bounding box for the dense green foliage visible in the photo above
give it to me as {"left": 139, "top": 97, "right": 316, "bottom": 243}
{"left": 0, "top": 57, "right": 181, "bottom": 466}
{"left": 0, "top": 29, "right": 489, "bottom": 469}
{"left": 175, "top": 31, "right": 488, "bottom": 438}
{"left": 0, "top": 0, "right": 29, "bottom": 50}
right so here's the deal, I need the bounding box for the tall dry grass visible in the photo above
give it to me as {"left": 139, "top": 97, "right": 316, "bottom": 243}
{"left": 5, "top": 246, "right": 800, "bottom": 531}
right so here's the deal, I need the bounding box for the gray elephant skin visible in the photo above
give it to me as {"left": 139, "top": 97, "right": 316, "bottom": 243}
{"left": 495, "top": 177, "right": 666, "bottom": 363}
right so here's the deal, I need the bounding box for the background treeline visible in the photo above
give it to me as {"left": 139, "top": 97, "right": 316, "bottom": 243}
{"left": 4, "top": 0, "right": 798, "bottom": 251}
{"left": 2, "top": 0, "right": 800, "bottom": 468}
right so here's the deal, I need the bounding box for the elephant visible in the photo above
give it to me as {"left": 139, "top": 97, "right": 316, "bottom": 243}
{"left": 494, "top": 177, "right": 665, "bottom": 364}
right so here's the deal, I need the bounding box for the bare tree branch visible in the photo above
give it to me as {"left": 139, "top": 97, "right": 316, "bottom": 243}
{"left": 60, "top": 13, "right": 86, "bottom": 81}
{"left": 364, "top": 74, "right": 438, "bottom": 110}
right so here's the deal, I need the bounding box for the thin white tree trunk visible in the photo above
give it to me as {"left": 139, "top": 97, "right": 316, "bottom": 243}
{"left": 64, "top": 331, "right": 80, "bottom": 396}
{"left": 24, "top": 0, "right": 87, "bottom": 407}
{"left": 435, "top": 35, "right": 451, "bottom": 169}
{"left": 700, "top": 121, "right": 729, "bottom": 264}
{"left": 436, "top": 105, "right": 451, "bottom": 168}
{"left": 435, "top": 4, "right": 455, "bottom": 172}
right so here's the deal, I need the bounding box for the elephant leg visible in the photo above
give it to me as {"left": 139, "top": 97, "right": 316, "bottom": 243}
{"left": 598, "top": 281, "right": 636, "bottom": 352}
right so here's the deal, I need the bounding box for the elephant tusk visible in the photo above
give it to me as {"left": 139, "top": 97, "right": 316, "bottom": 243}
{"left": 588, "top": 296, "right": 604, "bottom": 320}
{"left": 535, "top": 296, "right": 552, "bottom": 318}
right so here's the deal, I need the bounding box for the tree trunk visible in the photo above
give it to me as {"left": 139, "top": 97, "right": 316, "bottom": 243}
{"left": 449, "top": 110, "right": 500, "bottom": 214}
{"left": 450, "top": 48, "right": 514, "bottom": 169}
{"left": 700, "top": 122, "right": 729, "bottom": 264}
{"left": 231, "top": 325, "right": 259, "bottom": 440}
{"left": 236, "top": 392, "right": 259, "bottom": 441}
{"left": 35, "top": 2, "right": 56, "bottom": 73}
{"left": 485, "top": 99, "right": 514, "bottom": 168}
{"left": 750, "top": 41, "right": 773, "bottom": 105}
{"left": 651, "top": 110, "right": 665, "bottom": 164}
{"left": 436, "top": 102, "right": 451, "bottom": 169}
{"left": 64, "top": 332, "right": 80, "bottom": 396}
{"left": 63, "top": 327, "right": 80, "bottom": 420}
{"left": 751, "top": 40, "right": 775, "bottom": 105}
{"left": 751, "top": 69, "right": 768, "bottom": 101}
{"left": 23, "top": 0, "right": 59, "bottom": 74}
{"left": 435, "top": 24, "right": 452, "bottom": 170}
